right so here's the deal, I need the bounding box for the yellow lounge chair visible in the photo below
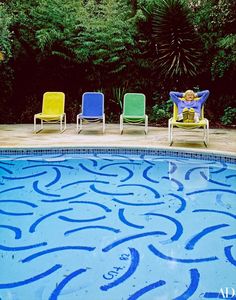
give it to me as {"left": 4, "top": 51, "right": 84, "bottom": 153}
{"left": 34, "top": 92, "right": 66, "bottom": 133}
{"left": 168, "top": 99, "right": 209, "bottom": 146}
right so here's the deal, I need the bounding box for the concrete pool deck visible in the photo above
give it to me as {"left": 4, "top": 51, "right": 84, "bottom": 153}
{"left": 0, "top": 124, "right": 235, "bottom": 156}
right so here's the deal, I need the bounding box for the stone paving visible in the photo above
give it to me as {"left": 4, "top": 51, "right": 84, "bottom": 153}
{"left": 0, "top": 124, "right": 235, "bottom": 156}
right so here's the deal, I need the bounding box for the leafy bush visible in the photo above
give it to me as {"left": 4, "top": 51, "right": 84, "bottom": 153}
{"left": 150, "top": 98, "right": 172, "bottom": 124}
{"left": 220, "top": 107, "right": 236, "bottom": 125}
{"left": 0, "top": 3, "right": 12, "bottom": 62}
{"left": 191, "top": 0, "right": 236, "bottom": 80}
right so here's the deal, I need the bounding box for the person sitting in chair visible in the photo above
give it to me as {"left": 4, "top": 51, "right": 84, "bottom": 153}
{"left": 169, "top": 89, "right": 209, "bottom": 123}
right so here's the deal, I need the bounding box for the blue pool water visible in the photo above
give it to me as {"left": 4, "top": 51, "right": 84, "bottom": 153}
{"left": 0, "top": 151, "right": 235, "bottom": 300}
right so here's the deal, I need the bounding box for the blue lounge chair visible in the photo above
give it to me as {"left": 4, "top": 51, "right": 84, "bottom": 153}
{"left": 76, "top": 92, "right": 105, "bottom": 133}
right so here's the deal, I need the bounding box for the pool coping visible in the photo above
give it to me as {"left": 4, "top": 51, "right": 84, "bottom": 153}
{"left": 0, "top": 145, "right": 236, "bottom": 163}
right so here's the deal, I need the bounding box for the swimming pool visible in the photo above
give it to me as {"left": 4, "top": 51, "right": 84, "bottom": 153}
{"left": 0, "top": 148, "right": 236, "bottom": 300}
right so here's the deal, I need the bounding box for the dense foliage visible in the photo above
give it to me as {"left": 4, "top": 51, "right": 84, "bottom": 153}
{"left": 0, "top": 0, "right": 235, "bottom": 125}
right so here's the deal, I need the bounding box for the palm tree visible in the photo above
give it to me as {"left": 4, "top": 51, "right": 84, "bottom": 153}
{"left": 152, "top": 0, "right": 203, "bottom": 81}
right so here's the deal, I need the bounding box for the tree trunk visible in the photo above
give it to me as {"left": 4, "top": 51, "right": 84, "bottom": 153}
{"left": 130, "top": 0, "right": 137, "bottom": 16}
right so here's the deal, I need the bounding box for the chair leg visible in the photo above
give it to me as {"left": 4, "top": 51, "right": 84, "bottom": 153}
{"left": 60, "top": 116, "right": 63, "bottom": 132}
{"left": 206, "top": 119, "right": 209, "bottom": 144}
{"left": 64, "top": 114, "right": 67, "bottom": 131}
{"left": 103, "top": 114, "right": 105, "bottom": 133}
{"left": 203, "top": 119, "right": 209, "bottom": 147}
{"left": 60, "top": 114, "right": 66, "bottom": 133}
{"left": 34, "top": 116, "right": 43, "bottom": 133}
{"left": 145, "top": 115, "right": 148, "bottom": 134}
{"left": 170, "top": 126, "right": 174, "bottom": 146}
{"left": 203, "top": 120, "right": 206, "bottom": 145}
{"left": 79, "top": 118, "right": 83, "bottom": 133}
{"left": 76, "top": 115, "right": 79, "bottom": 133}
{"left": 34, "top": 116, "right": 37, "bottom": 133}
{"left": 120, "top": 115, "right": 123, "bottom": 134}
{"left": 168, "top": 119, "right": 173, "bottom": 146}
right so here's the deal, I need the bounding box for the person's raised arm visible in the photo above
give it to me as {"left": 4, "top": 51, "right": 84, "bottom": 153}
{"left": 169, "top": 91, "right": 183, "bottom": 105}
{"left": 196, "top": 90, "right": 210, "bottom": 105}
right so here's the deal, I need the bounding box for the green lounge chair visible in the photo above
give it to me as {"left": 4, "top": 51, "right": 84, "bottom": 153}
{"left": 120, "top": 93, "right": 148, "bottom": 134}
{"left": 34, "top": 92, "right": 66, "bottom": 133}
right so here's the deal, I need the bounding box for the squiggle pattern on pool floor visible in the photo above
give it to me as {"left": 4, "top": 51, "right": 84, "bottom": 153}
{"left": 0, "top": 154, "right": 235, "bottom": 300}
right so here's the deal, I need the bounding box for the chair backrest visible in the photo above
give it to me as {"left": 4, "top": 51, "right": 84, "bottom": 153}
{"left": 42, "top": 92, "right": 65, "bottom": 115}
{"left": 82, "top": 92, "right": 104, "bottom": 117}
{"left": 173, "top": 97, "right": 204, "bottom": 120}
{"left": 123, "top": 93, "right": 146, "bottom": 116}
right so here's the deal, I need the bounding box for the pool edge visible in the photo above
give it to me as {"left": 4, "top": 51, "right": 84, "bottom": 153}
{"left": 0, "top": 145, "right": 235, "bottom": 163}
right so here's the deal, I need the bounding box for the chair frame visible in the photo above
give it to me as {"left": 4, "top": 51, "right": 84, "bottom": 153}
{"left": 120, "top": 93, "right": 148, "bottom": 134}
{"left": 76, "top": 92, "right": 105, "bottom": 133}
{"left": 168, "top": 103, "right": 209, "bottom": 147}
{"left": 34, "top": 92, "right": 66, "bottom": 133}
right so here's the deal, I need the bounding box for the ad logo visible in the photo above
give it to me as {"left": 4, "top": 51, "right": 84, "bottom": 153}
{"left": 219, "top": 288, "right": 236, "bottom": 298}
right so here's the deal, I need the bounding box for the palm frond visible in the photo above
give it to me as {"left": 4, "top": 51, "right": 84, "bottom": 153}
{"left": 152, "top": 0, "right": 202, "bottom": 80}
